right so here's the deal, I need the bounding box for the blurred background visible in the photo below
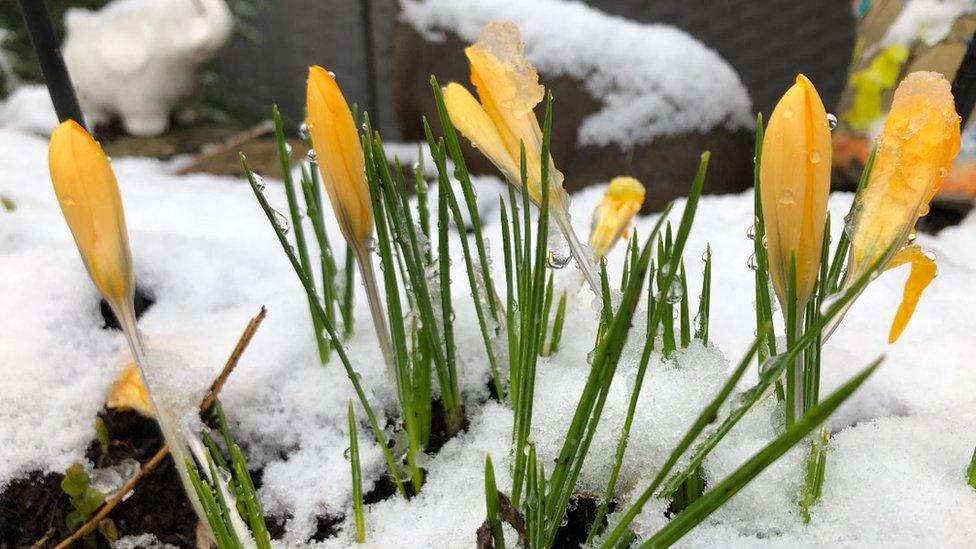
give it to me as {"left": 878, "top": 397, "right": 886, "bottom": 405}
{"left": 2, "top": 0, "right": 973, "bottom": 218}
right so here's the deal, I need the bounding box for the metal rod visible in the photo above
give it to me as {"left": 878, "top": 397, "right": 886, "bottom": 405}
{"left": 951, "top": 30, "right": 976, "bottom": 129}
{"left": 359, "top": 0, "right": 380, "bottom": 126}
{"left": 16, "top": 0, "right": 85, "bottom": 128}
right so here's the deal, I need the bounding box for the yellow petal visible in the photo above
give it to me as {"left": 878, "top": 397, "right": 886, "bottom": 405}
{"left": 849, "top": 72, "right": 960, "bottom": 282}
{"left": 306, "top": 66, "right": 373, "bottom": 247}
{"left": 444, "top": 82, "right": 520, "bottom": 182}
{"left": 106, "top": 362, "right": 154, "bottom": 418}
{"left": 589, "top": 177, "right": 646, "bottom": 259}
{"left": 760, "top": 74, "right": 832, "bottom": 310}
{"left": 463, "top": 22, "right": 566, "bottom": 207}
{"left": 48, "top": 120, "right": 134, "bottom": 311}
{"left": 884, "top": 245, "right": 937, "bottom": 343}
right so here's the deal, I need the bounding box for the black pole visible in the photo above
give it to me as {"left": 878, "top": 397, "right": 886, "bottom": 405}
{"left": 359, "top": 0, "right": 380, "bottom": 128}
{"left": 16, "top": 0, "right": 86, "bottom": 128}
{"left": 951, "top": 30, "right": 976, "bottom": 129}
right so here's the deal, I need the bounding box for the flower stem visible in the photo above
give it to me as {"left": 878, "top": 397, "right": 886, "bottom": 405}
{"left": 553, "top": 210, "right": 600, "bottom": 296}
{"left": 354, "top": 244, "right": 397, "bottom": 388}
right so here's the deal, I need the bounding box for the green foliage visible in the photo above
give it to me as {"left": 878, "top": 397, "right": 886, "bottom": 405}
{"left": 968, "top": 447, "right": 976, "bottom": 490}
{"left": 93, "top": 417, "right": 109, "bottom": 459}
{"left": 242, "top": 150, "right": 407, "bottom": 499}
{"left": 61, "top": 463, "right": 116, "bottom": 547}
{"left": 484, "top": 455, "right": 505, "bottom": 549}
{"left": 348, "top": 401, "right": 365, "bottom": 543}
{"left": 186, "top": 400, "right": 271, "bottom": 549}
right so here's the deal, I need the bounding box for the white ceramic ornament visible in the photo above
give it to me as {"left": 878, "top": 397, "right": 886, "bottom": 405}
{"left": 62, "top": 0, "right": 234, "bottom": 136}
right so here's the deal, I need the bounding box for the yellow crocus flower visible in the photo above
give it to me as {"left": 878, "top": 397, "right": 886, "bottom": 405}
{"left": 845, "top": 71, "right": 959, "bottom": 342}
{"left": 444, "top": 21, "right": 601, "bottom": 293}
{"left": 306, "top": 65, "right": 373, "bottom": 248}
{"left": 48, "top": 121, "right": 221, "bottom": 538}
{"left": 444, "top": 21, "right": 568, "bottom": 210}
{"left": 760, "top": 74, "right": 832, "bottom": 312}
{"left": 48, "top": 120, "right": 134, "bottom": 313}
{"left": 307, "top": 65, "right": 399, "bottom": 384}
{"left": 589, "top": 177, "right": 646, "bottom": 260}
{"left": 107, "top": 361, "right": 154, "bottom": 417}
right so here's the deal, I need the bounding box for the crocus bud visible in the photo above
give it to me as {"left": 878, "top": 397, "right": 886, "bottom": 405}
{"left": 444, "top": 21, "right": 568, "bottom": 209}
{"left": 107, "top": 362, "right": 154, "bottom": 417}
{"left": 306, "top": 66, "right": 374, "bottom": 248}
{"left": 48, "top": 120, "right": 134, "bottom": 312}
{"left": 589, "top": 177, "right": 646, "bottom": 259}
{"left": 845, "top": 71, "right": 959, "bottom": 342}
{"left": 760, "top": 74, "right": 832, "bottom": 311}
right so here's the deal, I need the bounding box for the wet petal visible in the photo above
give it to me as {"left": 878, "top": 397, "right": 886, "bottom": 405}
{"left": 106, "top": 362, "right": 154, "bottom": 418}
{"left": 589, "top": 177, "right": 646, "bottom": 259}
{"left": 885, "top": 245, "right": 937, "bottom": 343}
{"left": 307, "top": 66, "right": 373, "bottom": 246}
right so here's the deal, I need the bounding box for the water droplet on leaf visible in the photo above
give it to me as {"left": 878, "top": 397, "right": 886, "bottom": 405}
{"left": 273, "top": 209, "right": 290, "bottom": 235}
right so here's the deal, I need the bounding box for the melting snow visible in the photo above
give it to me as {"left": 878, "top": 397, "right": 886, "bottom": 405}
{"left": 0, "top": 123, "right": 974, "bottom": 546}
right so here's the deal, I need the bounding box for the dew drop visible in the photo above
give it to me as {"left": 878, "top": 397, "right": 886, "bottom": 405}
{"left": 907, "top": 229, "right": 917, "bottom": 245}
{"left": 924, "top": 251, "right": 937, "bottom": 262}
{"left": 307, "top": 149, "right": 318, "bottom": 162}
{"left": 328, "top": 71, "right": 336, "bottom": 78}
{"left": 782, "top": 108, "right": 795, "bottom": 120}
{"left": 273, "top": 209, "right": 290, "bottom": 235}
{"left": 253, "top": 174, "right": 267, "bottom": 191}
{"left": 826, "top": 113, "right": 838, "bottom": 131}
{"left": 284, "top": 142, "right": 293, "bottom": 156}
{"left": 546, "top": 250, "right": 571, "bottom": 269}
{"left": 747, "top": 253, "right": 758, "bottom": 271}
{"left": 298, "top": 122, "right": 310, "bottom": 140}
{"left": 746, "top": 224, "right": 756, "bottom": 240}
{"left": 365, "top": 237, "right": 378, "bottom": 252}
{"left": 809, "top": 149, "right": 822, "bottom": 164}
{"left": 343, "top": 447, "right": 351, "bottom": 460}
{"left": 779, "top": 189, "right": 796, "bottom": 205}
{"left": 666, "top": 277, "right": 683, "bottom": 304}
{"left": 918, "top": 203, "right": 930, "bottom": 216}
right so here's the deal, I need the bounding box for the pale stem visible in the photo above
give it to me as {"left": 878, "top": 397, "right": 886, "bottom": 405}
{"left": 113, "top": 301, "right": 214, "bottom": 541}
{"left": 354, "top": 244, "right": 398, "bottom": 388}
{"left": 552, "top": 210, "right": 601, "bottom": 296}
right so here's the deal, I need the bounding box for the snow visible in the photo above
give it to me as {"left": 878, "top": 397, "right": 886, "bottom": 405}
{"left": 0, "top": 122, "right": 975, "bottom": 547}
{"left": 0, "top": 85, "right": 60, "bottom": 136}
{"left": 400, "top": 0, "right": 753, "bottom": 148}
{"left": 881, "top": 0, "right": 975, "bottom": 50}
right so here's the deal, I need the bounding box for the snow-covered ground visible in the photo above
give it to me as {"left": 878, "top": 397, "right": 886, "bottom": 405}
{"left": 1, "top": 121, "right": 975, "bottom": 547}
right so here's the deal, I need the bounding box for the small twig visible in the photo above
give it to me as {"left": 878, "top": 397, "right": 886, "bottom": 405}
{"left": 30, "top": 527, "right": 54, "bottom": 549}
{"left": 476, "top": 491, "right": 528, "bottom": 548}
{"left": 53, "top": 307, "right": 267, "bottom": 549}
{"left": 175, "top": 120, "right": 275, "bottom": 176}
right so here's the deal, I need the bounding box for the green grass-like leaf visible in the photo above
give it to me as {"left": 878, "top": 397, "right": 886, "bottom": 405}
{"left": 242, "top": 153, "right": 406, "bottom": 499}
{"left": 348, "top": 401, "right": 366, "bottom": 543}
{"left": 484, "top": 455, "right": 506, "bottom": 549}
{"left": 639, "top": 357, "right": 883, "bottom": 548}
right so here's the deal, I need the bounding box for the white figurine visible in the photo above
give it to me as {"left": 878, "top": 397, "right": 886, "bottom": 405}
{"left": 62, "top": 0, "right": 234, "bottom": 136}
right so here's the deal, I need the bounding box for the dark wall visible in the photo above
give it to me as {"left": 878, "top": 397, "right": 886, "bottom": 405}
{"left": 215, "top": 0, "right": 855, "bottom": 135}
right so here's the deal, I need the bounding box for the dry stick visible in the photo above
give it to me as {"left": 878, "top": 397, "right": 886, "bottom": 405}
{"left": 175, "top": 120, "right": 275, "bottom": 176}
{"left": 53, "top": 307, "right": 268, "bottom": 549}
